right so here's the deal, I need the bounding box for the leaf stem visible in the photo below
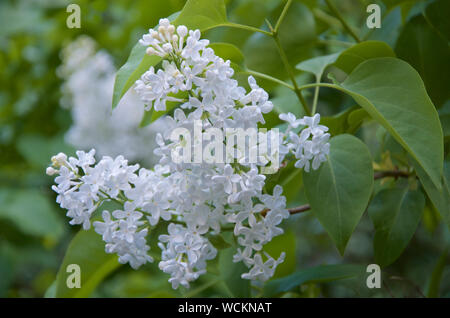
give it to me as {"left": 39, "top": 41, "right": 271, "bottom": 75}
{"left": 297, "top": 82, "right": 341, "bottom": 91}
{"left": 270, "top": 0, "right": 311, "bottom": 116}
{"left": 215, "top": 22, "right": 272, "bottom": 36}
{"left": 274, "top": 0, "right": 293, "bottom": 34}
{"left": 324, "top": 0, "right": 361, "bottom": 43}
{"left": 244, "top": 69, "right": 294, "bottom": 90}
{"left": 311, "top": 76, "right": 321, "bottom": 114}
{"left": 272, "top": 34, "right": 311, "bottom": 116}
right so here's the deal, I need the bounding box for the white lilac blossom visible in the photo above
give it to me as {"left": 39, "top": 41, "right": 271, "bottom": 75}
{"left": 48, "top": 19, "right": 331, "bottom": 289}
{"left": 58, "top": 36, "right": 166, "bottom": 165}
{"left": 279, "top": 112, "right": 330, "bottom": 172}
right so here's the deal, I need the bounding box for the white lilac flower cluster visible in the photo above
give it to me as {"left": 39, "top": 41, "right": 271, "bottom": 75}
{"left": 58, "top": 36, "right": 166, "bottom": 165}
{"left": 48, "top": 19, "right": 331, "bottom": 290}
{"left": 279, "top": 113, "right": 330, "bottom": 172}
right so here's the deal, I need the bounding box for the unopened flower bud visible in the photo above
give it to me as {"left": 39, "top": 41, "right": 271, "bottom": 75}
{"left": 158, "top": 26, "right": 166, "bottom": 35}
{"left": 177, "top": 25, "right": 187, "bottom": 38}
{"left": 46, "top": 167, "right": 58, "bottom": 176}
{"left": 162, "top": 43, "right": 173, "bottom": 53}
{"left": 159, "top": 18, "right": 170, "bottom": 28}
{"left": 146, "top": 47, "right": 156, "bottom": 56}
{"left": 51, "top": 152, "right": 68, "bottom": 167}
{"left": 150, "top": 30, "right": 160, "bottom": 40}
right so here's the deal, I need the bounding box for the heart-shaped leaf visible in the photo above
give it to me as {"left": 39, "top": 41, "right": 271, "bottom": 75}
{"left": 303, "top": 134, "right": 374, "bottom": 254}
{"left": 338, "top": 57, "right": 444, "bottom": 188}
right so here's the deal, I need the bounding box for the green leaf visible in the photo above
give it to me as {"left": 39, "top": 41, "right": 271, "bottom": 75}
{"left": 368, "top": 186, "right": 425, "bottom": 267}
{"left": 413, "top": 159, "right": 450, "bottom": 230}
{"left": 296, "top": 52, "right": 341, "bottom": 79}
{"left": 303, "top": 134, "right": 373, "bottom": 254}
{"left": 395, "top": 14, "right": 450, "bottom": 107}
{"left": 112, "top": 0, "right": 228, "bottom": 109}
{"left": 174, "top": 0, "right": 227, "bottom": 31}
{"left": 347, "top": 108, "right": 369, "bottom": 133}
{"left": 208, "top": 234, "right": 231, "bottom": 250}
{"left": 263, "top": 231, "right": 296, "bottom": 279}
{"left": 271, "top": 85, "right": 303, "bottom": 118}
{"left": 218, "top": 248, "right": 250, "bottom": 297}
{"left": 209, "top": 42, "right": 245, "bottom": 70}
{"left": 321, "top": 106, "right": 368, "bottom": 136}
{"left": 112, "top": 44, "right": 161, "bottom": 109}
{"left": 366, "top": 7, "right": 402, "bottom": 48}
{"left": 139, "top": 107, "right": 154, "bottom": 128}
{"left": 55, "top": 228, "right": 121, "bottom": 298}
{"left": 0, "top": 189, "right": 64, "bottom": 240}
{"left": 44, "top": 281, "right": 57, "bottom": 298}
{"left": 338, "top": 57, "right": 444, "bottom": 188}
{"left": 333, "top": 41, "right": 395, "bottom": 75}
{"left": 279, "top": 162, "right": 304, "bottom": 206}
{"left": 262, "top": 264, "right": 365, "bottom": 297}
{"left": 426, "top": 248, "right": 448, "bottom": 298}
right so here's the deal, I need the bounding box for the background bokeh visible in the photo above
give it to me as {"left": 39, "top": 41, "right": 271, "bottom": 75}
{"left": 0, "top": 0, "right": 448, "bottom": 297}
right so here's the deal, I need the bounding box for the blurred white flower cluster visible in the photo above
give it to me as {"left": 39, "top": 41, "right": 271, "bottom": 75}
{"left": 58, "top": 36, "right": 165, "bottom": 165}
{"left": 48, "top": 20, "right": 330, "bottom": 289}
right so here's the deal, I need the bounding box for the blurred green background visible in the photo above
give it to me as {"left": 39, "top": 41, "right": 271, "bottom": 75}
{"left": 0, "top": 0, "right": 448, "bottom": 297}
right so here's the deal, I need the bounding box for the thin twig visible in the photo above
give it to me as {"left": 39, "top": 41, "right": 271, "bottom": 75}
{"left": 270, "top": 0, "right": 311, "bottom": 116}
{"left": 374, "top": 170, "right": 410, "bottom": 180}
{"left": 274, "top": 0, "right": 293, "bottom": 34}
{"left": 244, "top": 69, "right": 294, "bottom": 90}
{"left": 324, "top": 0, "right": 361, "bottom": 43}
{"left": 272, "top": 28, "right": 311, "bottom": 116}
{"left": 311, "top": 76, "right": 321, "bottom": 114}
{"left": 214, "top": 22, "right": 272, "bottom": 36}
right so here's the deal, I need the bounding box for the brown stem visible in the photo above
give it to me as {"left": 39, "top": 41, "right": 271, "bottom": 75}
{"left": 268, "top": 169, "right": 411, "bottom": 217}
{"left": 373, "top": 170, "right": 410, "bottom": 180}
